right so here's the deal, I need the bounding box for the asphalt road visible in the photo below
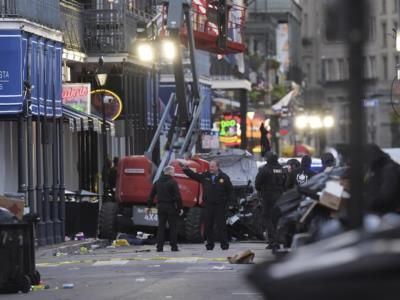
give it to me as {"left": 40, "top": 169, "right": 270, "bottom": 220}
{"left": 1, "top": 242, "right": 272, "bottom": 300}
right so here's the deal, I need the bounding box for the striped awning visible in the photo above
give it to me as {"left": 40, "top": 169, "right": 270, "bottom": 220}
{"left": 63, "top": 105, "right": 114, "bottom": 135}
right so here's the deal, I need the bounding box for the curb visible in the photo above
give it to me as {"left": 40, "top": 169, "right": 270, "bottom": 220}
{"left": 36, "top": 239, "right": 110, "bottom": 258}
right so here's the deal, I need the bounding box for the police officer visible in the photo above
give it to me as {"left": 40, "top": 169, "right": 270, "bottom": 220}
{"left": 146, "top": 165, "right": 183, "bottom": 252}
{"left": 255, "top": 152, "right": 286, "bottom": 250}
{"left": 180, "top": 160, "right": 233, "bottom": 250}
{"left": 286, "top": 155, "right": 316, "bottom": 189}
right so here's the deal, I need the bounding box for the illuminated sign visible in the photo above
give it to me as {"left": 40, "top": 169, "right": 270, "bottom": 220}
{"left": 219, "top": 115, "right": 241, "bottom": 146}
{"left": 62, "top": 83, "right": 91, "bottom": 114}
{"left": 91, "top": 89, "right": 123, "bottom": 121}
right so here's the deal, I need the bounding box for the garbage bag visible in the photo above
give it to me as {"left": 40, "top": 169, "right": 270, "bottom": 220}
{"left": 0, "top": 207, "right": 19, "bottom": 224}
{"left": 297, "top": 167, "right": 347, "bottom": 199}
{"left": 273, "top": 189, "right": 302, "bottom": 218}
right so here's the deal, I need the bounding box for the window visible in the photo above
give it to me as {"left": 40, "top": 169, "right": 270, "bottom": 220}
{"left": 383, "top": 55, "right": 388, "bottom": 80}
{"left": 369, "top": 17, "right": 376, "bottom": 40}
{"left": 303, "top": 13, "right": 309, "bottom": 36}
{"left": 396, "top": 54, "right": 400, "bottom": 67}
{"left": 394, "top": 0, "right": 398, "bottom": 12}
{"left": 322, "top": 59, "right": 336, "bottom": 81}
{"left": 382, "top": 22, "right": 387, "bottom": 47}
{"left": 306, "top": 62, "right": 312, "bottom": 82}
{"left": 338, "top": 59, "right": 346, "bottom": 80}
{"left": 253, "top": 39, "right": 258, "bottom": 53}
{"left": 370, "top": 56, "right": 377, "bottom": 78}
{"left": 382, "top": 0, "right": 387, "bottom": 14}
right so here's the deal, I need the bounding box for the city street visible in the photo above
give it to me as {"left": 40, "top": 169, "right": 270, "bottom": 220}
{"left": 1, "top": 242, "right": 270, "bottom": 300}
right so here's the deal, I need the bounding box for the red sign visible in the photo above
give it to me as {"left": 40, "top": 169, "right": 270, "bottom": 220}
{"left": 62, "top": 83, "right": 91, "bottom": 114}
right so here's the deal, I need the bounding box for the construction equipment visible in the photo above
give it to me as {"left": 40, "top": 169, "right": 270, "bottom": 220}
{"left": 98, "top": 0, "right": 246, "bottom": 242}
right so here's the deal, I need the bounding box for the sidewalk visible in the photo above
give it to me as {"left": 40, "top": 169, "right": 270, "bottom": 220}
{"left": 36, "top": 239, "right": 110, "bottom": 258}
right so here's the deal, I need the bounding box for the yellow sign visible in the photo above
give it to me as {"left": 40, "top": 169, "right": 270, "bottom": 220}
{"left": 91, "top": 89, "right": 123, "bottom": 121}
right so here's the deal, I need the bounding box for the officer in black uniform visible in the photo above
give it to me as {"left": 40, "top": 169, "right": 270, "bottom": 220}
{"left": 146, "top": 165, "right": 183, "bottom": 252}
{"left": 255, "top": 152, "right": 286, "bottom": 249}
{"left": 286, "top": 155, "right": 316, "bottom": 189}
{"left": 180, "top": 160, "right": 233, "bottom": 250}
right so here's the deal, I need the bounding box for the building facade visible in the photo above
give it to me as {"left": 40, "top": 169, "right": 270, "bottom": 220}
{"left": 300, "top": 0, "right": 400, "bottom": 148}
{"left": 0, "top": 0, "right": 160, "bottom": 245}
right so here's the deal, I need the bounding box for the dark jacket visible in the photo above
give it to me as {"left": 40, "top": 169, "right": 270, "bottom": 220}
{"left": 182, "top": 167, "right": 233, "bottom": 206}
{"left": 260, "top": 124, "right": 271, "bottom": 153}
{"left": 255, "top": 162, "right": 286, "bottom": 194}
{"left": 147, "top": 174, "right": 183, "bottom": 210}
{"left": 365, "top": 145, "right": 400, "bottom": 214}
{"left": 286, "top": 156, "right": 316, "bottom": 189}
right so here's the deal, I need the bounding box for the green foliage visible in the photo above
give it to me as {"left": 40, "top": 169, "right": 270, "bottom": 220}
{"left": 267, "top": 59, "right": 280, "bottom": 70}
{"left": 271, "top": 85, "right": 288, "bottom": 104}
{"left": 249, "top": 54, "right": 264, "bottom": 71}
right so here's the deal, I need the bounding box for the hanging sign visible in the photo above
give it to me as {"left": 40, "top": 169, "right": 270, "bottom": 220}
{"left": 91, "top": 89, "right": 123, "bottom": 121}
{"left": 62, "top": 83, "right": 91, "bottom": 114}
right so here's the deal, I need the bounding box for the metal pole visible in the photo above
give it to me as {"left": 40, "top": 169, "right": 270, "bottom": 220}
{"left": 152, "top": 65, "right": 160, "bottom": 164}
{"left": 178, "top": 94, "right": 206, "bottom": 157}
{"left": 17, "top": 115, "right": 27, "bottom": 195}
{"left": 101, "top": 91, "right": 108, "bottom": 199}
{"left": 25, "top": 36, "right": 34, "bottom": 211}
{"left": 346, "top": 0, "right": 367, "bottom": 229}
{"left": 240, "top": 89, "right": 248, "bottom": 150}
{"left": 35, "top": 40, "right": 45, "bottom": 246}
{"left": 51, "top": 46, "right": 61, "bottom": 243}
{"left": 123, "top": 61, "right": 129, "bottom": 156}
{"left": 58, "top": 117, "right": 66, "bottom": 239}
{"left": 146, "top": 93, "right": 175, "bottom": 157}
{"left": 183, "top": 5, "right": 200, "bottom": 102}
{"left": 42, "top": 43, "right": 54, "bottom": 245}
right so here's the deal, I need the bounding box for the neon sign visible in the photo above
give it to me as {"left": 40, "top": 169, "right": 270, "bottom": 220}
{"left": 219, "top": 116, "right": 240, "bottom": 146}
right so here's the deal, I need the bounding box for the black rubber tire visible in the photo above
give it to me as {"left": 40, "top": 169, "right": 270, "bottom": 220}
{"left": 98, "top": 202, "right": 118, "bottom": 240}
{"left": 31, "top": 270, "right": 41, "bottom": 286}
{"left": 19, "top": 275, "right": 31, "bottom": 294}
{"left": 184, "top": 207, "right": 204, "bottom": 243}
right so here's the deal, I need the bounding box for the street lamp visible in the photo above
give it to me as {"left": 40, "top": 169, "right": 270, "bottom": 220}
{"left": 137, "top": 42, "right": 155, "bottom": 62}
{"left": 161, "top": 39, "right": 178, "bottom": 61}
{"left": 137, "top": 38, "right": 178, "bottom": 63}
{"left": 294, "top": 113, "right": 335, "bottom": 155}
{"left": 323, "top": 115, "right": 335, "bottom": 128}
{"left": 95, "top": 57, "right": 108, "bottom": 199}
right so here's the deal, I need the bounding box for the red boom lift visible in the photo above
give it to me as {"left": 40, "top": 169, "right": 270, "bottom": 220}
{"left": 98, "top": 0, "right": 246, "bottom": 242}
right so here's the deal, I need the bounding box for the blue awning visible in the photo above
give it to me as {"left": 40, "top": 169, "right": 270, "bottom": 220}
{"left": 0, "top": 30, "right": 63, "bottom": 117}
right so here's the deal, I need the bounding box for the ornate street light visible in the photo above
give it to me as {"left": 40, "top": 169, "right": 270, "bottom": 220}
{"left": 95, "top": 57, "right": 109, "bottom": 199}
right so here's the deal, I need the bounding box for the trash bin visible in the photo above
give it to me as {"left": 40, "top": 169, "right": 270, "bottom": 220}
{"left": 65, "top": 190, "right": 99, "bottom": 239}
{"left": 0, "top": 223, "right": 40, "bottom": 293}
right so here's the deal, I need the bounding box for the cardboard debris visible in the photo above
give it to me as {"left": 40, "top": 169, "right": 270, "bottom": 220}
{"left": 319, "top": 181, "right": 345, "bottom": 211}
{"left": 0, "top": 195, "right": 24, "bottom": 220}
{"left": 227, "top": 249, "right": 255, "bottom": 264}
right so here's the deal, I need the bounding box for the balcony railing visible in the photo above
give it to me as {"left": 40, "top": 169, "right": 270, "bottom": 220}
{"left": 83, "top": 0, "right": 157, "bottom": 54}
{"left": 61, "top": 0, "right": 85, "bottom": 52}
{"left": 0, "top": 0, "right": 61, "bottom": 30}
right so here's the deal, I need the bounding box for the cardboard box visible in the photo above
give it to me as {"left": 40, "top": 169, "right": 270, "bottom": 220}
{"left": 319, "top": 181, "right": 344, "bottom": 211}
{"left": 0, "top": 195, "right": 25, "bottom": 220}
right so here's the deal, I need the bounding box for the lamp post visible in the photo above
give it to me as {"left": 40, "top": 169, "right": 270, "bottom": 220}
{"left": 136, "top": 36, "right": 177, "bottom": 160}
{"left": 294, "top": 114, "right": 334, "bottom": 156}
{"left": 95, "top": 57, "right": 108, "bottom": 200}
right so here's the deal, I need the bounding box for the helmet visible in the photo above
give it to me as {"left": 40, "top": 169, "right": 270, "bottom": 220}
{"left": 321, "top": 152, "right": 335, "bottom": 167}
{"left": 266, "top": 152, "right": 278, "bottom": 164}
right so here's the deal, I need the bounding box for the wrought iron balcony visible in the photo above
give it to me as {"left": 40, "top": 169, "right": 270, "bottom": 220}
{"left": 83, "top": 0, "right": 157, "bottom": 54}
{"left": 61, "top": 0, "right": 85, "bottom": 52}
{"left": 0, "top": 0, "right": 61, "bottom": 30}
